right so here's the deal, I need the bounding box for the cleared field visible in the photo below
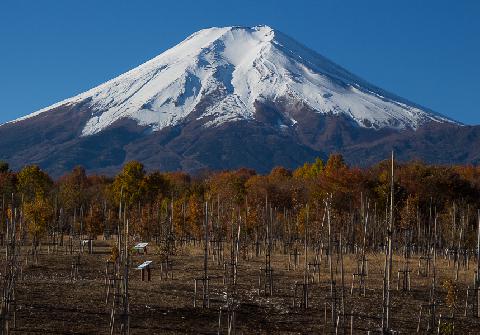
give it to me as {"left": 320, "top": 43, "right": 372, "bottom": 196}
{"left": 4, "top": 239, "right": 479, "bottom": 334}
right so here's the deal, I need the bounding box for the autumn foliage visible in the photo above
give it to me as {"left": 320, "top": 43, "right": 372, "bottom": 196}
{"left": 0, "top": 156, "right": 480, "bottom": 245}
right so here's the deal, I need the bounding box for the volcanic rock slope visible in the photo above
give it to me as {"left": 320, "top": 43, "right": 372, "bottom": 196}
{"left": 1, "top": 25, "right": 477, "bottom": 176}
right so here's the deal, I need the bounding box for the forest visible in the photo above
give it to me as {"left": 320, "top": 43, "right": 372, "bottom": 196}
{"left": 1, "top": 154, "right": 480, "bottom": 247}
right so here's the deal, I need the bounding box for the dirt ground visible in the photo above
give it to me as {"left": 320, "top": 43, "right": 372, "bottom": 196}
{"left": 4, "top": 239, "right": 480, "bottom": 334}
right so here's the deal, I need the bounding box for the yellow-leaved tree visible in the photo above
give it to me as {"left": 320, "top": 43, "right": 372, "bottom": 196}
{"left": 110, "top": 161, "right": 146, "bottom": 208}
{"left": 24, "top": 193, "right": 53, "bottom": 263}
{"left": 17, "top": 165, "right": 52, "bottom": 201}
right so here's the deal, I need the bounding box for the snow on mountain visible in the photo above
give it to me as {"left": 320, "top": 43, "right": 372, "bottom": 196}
{"left": 8, "top": 25, "right": 457, "bottom": 136}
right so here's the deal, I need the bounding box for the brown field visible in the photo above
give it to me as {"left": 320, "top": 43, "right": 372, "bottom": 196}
{"left": 5, "top": 239, "right": 480, "bottom": 334}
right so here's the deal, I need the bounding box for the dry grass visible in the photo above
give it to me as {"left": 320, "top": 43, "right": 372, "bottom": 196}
{"left": 3, "top": 240, "right": 480, "bottom": 334}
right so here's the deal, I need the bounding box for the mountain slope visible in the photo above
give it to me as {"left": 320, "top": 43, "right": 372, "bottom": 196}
{"left": 7, "top": 26, "right": 455, "bottom": 134}
{"left": 0, "top": 25, "right": 473, "bottom": 176}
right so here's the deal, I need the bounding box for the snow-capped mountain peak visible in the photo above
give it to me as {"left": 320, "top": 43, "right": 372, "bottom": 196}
{"left": 9, "top": 25, "right": 457, "bottom": 136}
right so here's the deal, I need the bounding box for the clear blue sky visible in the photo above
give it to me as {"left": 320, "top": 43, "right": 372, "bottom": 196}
{"left": 1, "top": 0, "right": 479, "bottom": 124}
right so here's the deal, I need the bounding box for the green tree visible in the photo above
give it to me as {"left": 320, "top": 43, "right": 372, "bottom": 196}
{"left": 111, "top": 161, "right": 146, "bottom": 207}
{"left": 17, "top": 165, "right": 52, "bottom": 201}
{"left": 293, "top": 157, "right": 324, "bottom": 179}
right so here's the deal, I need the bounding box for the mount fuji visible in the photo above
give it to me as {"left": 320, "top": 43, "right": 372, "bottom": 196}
{"left": 1, "top": 26, "right": 478, "bottom": 176}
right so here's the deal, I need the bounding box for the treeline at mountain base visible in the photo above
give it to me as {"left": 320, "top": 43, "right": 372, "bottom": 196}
{"left": 1, "top": 154, "right": 480, "bottom": 249}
